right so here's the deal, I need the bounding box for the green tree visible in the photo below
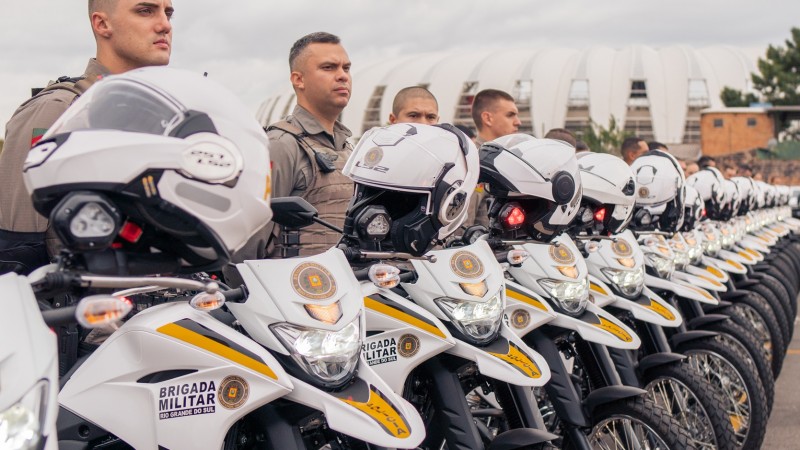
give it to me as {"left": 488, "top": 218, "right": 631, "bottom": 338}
{"left": 581, "top": 117, "right": 631, "bottom": 155}
{"left": 752, "top": 27, "right": 800, "bottom": 106}
{"left": 720, "top": 87, "right": 759, "bottom": 107}
{"left": 721, "top": 27, "right": 800, "bottom": 107}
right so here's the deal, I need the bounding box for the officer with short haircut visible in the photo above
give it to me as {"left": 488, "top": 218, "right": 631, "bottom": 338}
{"left": 465, "top": 89, "right": 521, "bottom": 226}
{"left": 267, "top": 32, "right": 353, "bottom": 257}
{"left": 389, "top": 86, "right": 439, "bottom": 125}
{"left": 0, "top": 0, "right": 174, "bottom": 274}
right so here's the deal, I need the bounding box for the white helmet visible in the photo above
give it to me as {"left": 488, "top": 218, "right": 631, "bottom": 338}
{"left": 681, "top": 185, "right": 704, "bottom": 231}
{"left": 630, "top": 151, "right": 685, "bottom": 231}
{"left": 576, "top": 152, "right": 637, "bottom": 234}
{"left": 686, "top": 167, "right": 726, "bottom": 220}
{"left": 731, "top": 177, "right": 755, "bottom": 215}
{"left": 478, "top": 134, "right": 582, "bottom": 242}
{"left": 24, "top": 67, "right": 271, "bottom": 274}
{"left": 342, "top": 123, "right": 479, "bottom": 256}
{"left": 721, "top": 179, "right": 741, "bottom": 220}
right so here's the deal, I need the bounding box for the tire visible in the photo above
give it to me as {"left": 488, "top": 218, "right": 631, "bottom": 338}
{"left": 758, "top": 273, "right": 796, "bottom": 333}
{"left": 744, "top": 277, "right": 794, "bottom": 340}
{"left": 762, "top": 257, "right": 798, "bottom": 302}
{"left": 721, "top": 295, "right": 786, "bottom": 377}
{"left": 703, "top": 319, "right": 775, "bottom": 412}
{"left": 755, "top": 268, "right": 797, "bottom": 317}
{"left": 736, "top": 288, "right": 792, "bottom": 359}
{"left": 642, "top": 361, "right": 737, "bottom": 450}
{"left": 773, "top": 249, "right": 800, "bottom": 285}
{"left": 676, "top": 336, "right": 769, "bottom": 450}
{"left": 562, "top": 396, "right": 697, "bottom": 450}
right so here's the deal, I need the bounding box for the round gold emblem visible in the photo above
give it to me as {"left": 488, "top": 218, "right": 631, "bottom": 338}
{"left": 639, "top": 187, "right": 650, "bottom": 198}
{"left": 450, "top": 251, "right": 484, "bottom": 279}
{"left": 511, "top": 309, "right": 531, "bottom": 329}
{"left": 397, "top": 334, "right": 421, "bottom": 358}
{"left": 549, "top": 244, "right": 575, "bottom": 265}
{"left": 363, "top": 147, "right": 384, "bottom": 168}
{"left": 611, "top": 239, "right": 633, "bottom": 257}
{"left": 291, "top": 263, "right": 337, "bottom": 300}
{"left": 218, "top": 375, "right": 249, "bottom": 410}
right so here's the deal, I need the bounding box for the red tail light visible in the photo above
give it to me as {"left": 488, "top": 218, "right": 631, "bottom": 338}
{"left": 701, "top": 208, "right": 707, "bottom": 217}
{"left": 594, "top": 207, "right": 606, "bottom": 222}
{"left": 499, "top": 203, "right": 526, "bottom": 230}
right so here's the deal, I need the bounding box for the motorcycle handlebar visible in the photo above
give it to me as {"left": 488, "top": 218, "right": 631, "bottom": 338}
{"left": 41, "top": 306, "right": 78, "bottom": 328}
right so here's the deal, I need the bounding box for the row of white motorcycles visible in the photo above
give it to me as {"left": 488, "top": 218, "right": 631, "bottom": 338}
{"left": 2, "top": 68, "right": 799, "bottom": 450}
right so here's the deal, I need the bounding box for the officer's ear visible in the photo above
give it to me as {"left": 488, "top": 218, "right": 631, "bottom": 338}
{"left": 481, "top": 110, "right": 493, "bottom": 128}
{"left": 91, "top": 12, "right": 113, "bottom": 38}
{"left": 290, "top": 71, "right": 305, "bottom": 91}
{"left": 388, "top": 113, "right": 398, "bottom": 124}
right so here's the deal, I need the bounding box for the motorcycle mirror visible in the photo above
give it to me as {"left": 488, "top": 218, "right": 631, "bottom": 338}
{"left": 271, "top": 197, "right": 319, "bottom": 228}
{"left": 75, "top": 295, "right": 133, "bottom": 328}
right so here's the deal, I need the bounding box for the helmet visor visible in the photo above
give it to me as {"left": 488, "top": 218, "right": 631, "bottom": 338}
{"left": 49, "top": 79, "right": 184, "bottom": 137}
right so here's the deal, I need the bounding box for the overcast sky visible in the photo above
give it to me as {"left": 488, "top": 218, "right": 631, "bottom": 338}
{"left": 0, "top": 0, "right": 797, "bottom": 136}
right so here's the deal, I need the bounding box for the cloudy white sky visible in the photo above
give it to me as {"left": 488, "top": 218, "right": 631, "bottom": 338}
{"left": 0, "top": 0, "right": 797, "bottom": 136}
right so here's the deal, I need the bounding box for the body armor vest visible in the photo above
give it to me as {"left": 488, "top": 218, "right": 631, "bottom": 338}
{"left": 267, "top": 120, "right": 353, "bottom": 257}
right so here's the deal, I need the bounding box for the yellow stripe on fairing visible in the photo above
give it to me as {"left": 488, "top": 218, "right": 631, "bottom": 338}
{"left": 157, "top": 323, "right": 277, "bottom": 379}
{"left": 364, "top": 297, "right": 447, "bottom": 339}
{"left": 488, "top": 343, "right": 542, "bottom": 378}
{"left": 592, "top": 317, "right": 634, "bottom": 342}
{"left": 505, "top": 288, "right": 548, "bottom": 311}
{"left": 590, "top": 283, "right": 609, "bottom": 296}
{"left": 340, "top": 388, "right": 411, "bottom": 438}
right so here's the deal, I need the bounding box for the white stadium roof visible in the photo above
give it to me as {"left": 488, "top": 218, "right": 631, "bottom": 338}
{"left": 258, "top": 45, "right": 756, "bottom": 155}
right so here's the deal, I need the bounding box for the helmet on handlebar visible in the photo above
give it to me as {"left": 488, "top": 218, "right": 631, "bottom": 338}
{"left": 575, "top": 152, "right": 637, "bottom": 235}
{"left": 630, "top": 151, "right": 685, "bottom": 232}
{"left": 342, "top": 123, "right": 479, "bottom": 256}
{"left": 23, "top": 67, "right": 272, "bottom": 275}
{"left": 478, "top": 134, "right": 583, "bottom": 242}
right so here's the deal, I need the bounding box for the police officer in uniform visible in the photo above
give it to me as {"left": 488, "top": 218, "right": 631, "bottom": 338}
{"left": 0, "top": 0, "right": 174, "bottom": 274}
{"left": 267, "top": 32, "right": 353, "bottom": 257}
{"left": 465, "top": 89, "right": 522, "bottom": 228}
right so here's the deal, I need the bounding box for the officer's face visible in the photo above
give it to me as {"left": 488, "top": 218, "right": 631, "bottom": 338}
{"left": 293, "top": 43, "right": 352, "bottom": 113}
{"left": 389, "top": 97, "right": 439, "bottom": 125}
{"left": 483, "top": 99, "right": 520, "bottom": 139}
{"left": 104, "top": 0, "right": 174, "bottom": 71}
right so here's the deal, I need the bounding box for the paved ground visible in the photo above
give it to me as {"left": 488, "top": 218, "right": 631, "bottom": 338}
{"left": 762, "top": 315, "right": 800, "bottom": 449}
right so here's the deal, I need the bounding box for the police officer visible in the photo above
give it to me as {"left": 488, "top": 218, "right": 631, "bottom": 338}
{"left": 465, "top": 89, "right": 521, "bottom": 227}
{"left": 267, "top": 32, "right": 353, "bottom": 257}
{"left": 388, "top": 86, "right": 439, "bottom": 125}
{"left": 0, "top": 0, "right": 174, "bottom": 274}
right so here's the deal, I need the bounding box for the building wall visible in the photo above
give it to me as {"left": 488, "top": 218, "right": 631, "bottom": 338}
{"left": 700, "top": 111, "right": 774, "bottom": 156}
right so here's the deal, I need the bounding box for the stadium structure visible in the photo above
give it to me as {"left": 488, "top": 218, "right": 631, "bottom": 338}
{"left": 257, "top": 45, "right": 757, "bottom": 157}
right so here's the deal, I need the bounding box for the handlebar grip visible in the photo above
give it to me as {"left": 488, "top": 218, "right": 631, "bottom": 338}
{"left": 41, "top": 306, "right": 79, "bottom": 327}
{"left": 398, "top": 272, "right": 415, "bottom": 283}
{"left": 222, "top": 286, "right": 248, "bottom": 303}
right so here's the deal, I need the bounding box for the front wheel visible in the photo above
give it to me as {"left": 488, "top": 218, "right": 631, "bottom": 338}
{"left": 676, "top": 336, "right": 768, "bottom": 450}
{"left": 562, "top": 396, "right": 697, "bottom": 450}
{"left": 643, "top": 361, "right": 737, "bottom": 450}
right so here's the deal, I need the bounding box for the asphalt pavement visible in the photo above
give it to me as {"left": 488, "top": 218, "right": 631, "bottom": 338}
{"left": 762, "top": 314, "right": 800, "bottom": 449}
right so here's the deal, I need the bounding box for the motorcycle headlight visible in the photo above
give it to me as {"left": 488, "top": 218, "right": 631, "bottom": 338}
{"left": 537, "top": 278, "right": 589, "bottom": 316}
{"left": 720, "top": 234, "right": 734, "bottom": 249}
{"left": 271, "top": 318, "right": 361, "bottom": 388}
{"left": 687, "top": 245, "right": 703, "bottom": 265}
{"left": 601, "top": 266, "right": 645, "bottom": 298}
{"left": 435, "top": 293, "right": 503, "bottom": 345}
{"left": 701, "top": 238, "right": 721, "bottom": 257}
{"left": 671, "top": 249, "right": 690, "bottom": 271}
{"left": 646, "top": 252, "right": 675, "bottom": 279}
{"left": 0, "top": 379, "right": 48, "bottom": 450}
